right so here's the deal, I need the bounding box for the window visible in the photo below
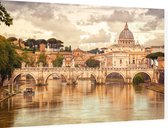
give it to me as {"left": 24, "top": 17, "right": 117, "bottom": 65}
{"left": 133, "top": 58, "right": 135, "bottom": 64}
{"left": 120, "top": 59, "right": 122, "bottom": 64}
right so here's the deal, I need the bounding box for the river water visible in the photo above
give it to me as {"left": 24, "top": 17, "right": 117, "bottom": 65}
{"left": 0, "top": 79, "right": 164, "bottom": 127}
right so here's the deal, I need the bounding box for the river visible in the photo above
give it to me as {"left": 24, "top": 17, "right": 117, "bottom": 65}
{"left": 0, "top": 79, "right": 164, "bottom": 127}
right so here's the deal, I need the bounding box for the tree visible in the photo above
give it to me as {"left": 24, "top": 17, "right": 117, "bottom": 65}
{"left": 0, "top": 2, "right": 13, "bottom": 26}
{"left": 52, "top": 55, "right": 64, "bottom": 67}
{"left": 88, "top": 48, "right": 100, "bottom": 54}
{"left": 36, "top": 39, "right": 47, "bottom": 48}
{"left": 25, "top": 39, "right": 36, "bottom": 48}
{"left": 133, "top": 74, "right": 144, "bottom": 85}
{"left": 7, "top": 37, "right": 17, "bottom": 42}
{"left": 85, "top": 58, "right": 100, "bottom": 67}
{"left": 37, "top": 53, "right": 47, "bottom": 67}
{"left": 47, "top": 38, "right": 64, "bottom": 50}
{"left": 146, "top": 52, "right": 164, "bottom": 67}
{"left": 64, "top": 45, "right": 72, "bottom": 52}
{"left": 64, "top": 46, "right": 69, "bottom": 52}
{"left": 0, "top": 38, "right": 21, "bottom": 86}
{"left": 21, "top": 51, "right": 36, "bottom": 67}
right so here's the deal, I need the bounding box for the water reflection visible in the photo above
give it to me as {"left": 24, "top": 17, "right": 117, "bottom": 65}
{"left": 0, "top": 79, "right": 164, "bottom": 127}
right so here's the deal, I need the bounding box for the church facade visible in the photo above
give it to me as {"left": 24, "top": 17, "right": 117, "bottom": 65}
{"left": 97, "top": 22, "right": 149, "bottom": 68}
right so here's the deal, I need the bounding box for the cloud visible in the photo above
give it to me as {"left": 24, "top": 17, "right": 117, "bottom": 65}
{"left": 3, "top": 1, "right": 56, "bottom": 20}
{"left": 80, "top": 9, "right": 135, "bottom": 26}
{"left": 139, "top": 20, "right": 159, "bottom": 31}
{"left": 139, "top": 9, "right": 164, "bottom": 32}
{"left": 1, "top": 1, "right": 164, "bottom": 49}
{"left": 145, "top": 9, "right": 164, "bottom": 19}
{"left": 144, "top": 33, "right": 164, "bottom": 47}
{"left": 2, "top": 1, "right": 86, "bottom": 48}
{"left": 31, "top": 14, "right": 85, "bottom": 45}
{"left": 81, "top": 29, "right": 111, "bottom": 44}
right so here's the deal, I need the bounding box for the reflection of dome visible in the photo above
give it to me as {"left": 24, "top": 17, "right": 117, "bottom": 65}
{"left": 119, "top": 22, "right": 134, "bottom": 39}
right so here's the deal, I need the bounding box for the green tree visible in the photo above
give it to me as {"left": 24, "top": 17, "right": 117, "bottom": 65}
{"left": 0, "top": 38, "right": 21, "bottom": 86}
{"left": 0, "top": 2, "right": 13, "bottom": 26}
{"left": 37, "top": 53, "right": 47, "bottom": 66}
{"left": 7, "top": 37, "right": 17, "bottom": 42}
{"left": 63, "top": 45, "right": 72, "bottom": 52}
{"left": 21, "top": 51, "right": 36, "bottom": 67}
{"left": 133, "top": 74, "right": 144, "bottom": 85}
{"left": 47, "top": 38, "right": 64, "bottom": 50}
{"left": 52, "top": 55, "right": 64, "bottom": 67}
{"left": 64, "top": 46, "right": 69, "bottom": 52}
{"left": 69, "top": 45, "right": 72, "bottom": 52}
{"left": 85, "top": 58, "right": 100, "bottom": 67}
{"left": 146, "top": 52, "right": 164, "bottom": 67}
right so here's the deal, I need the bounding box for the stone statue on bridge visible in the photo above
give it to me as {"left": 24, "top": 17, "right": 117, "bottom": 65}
{"left": 71, "top": 58, "right": 75, "bottom": 68}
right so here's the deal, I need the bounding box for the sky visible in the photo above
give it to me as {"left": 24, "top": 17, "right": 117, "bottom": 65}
{"left": 0, "top": 1, "right": 164, "bottom": 50}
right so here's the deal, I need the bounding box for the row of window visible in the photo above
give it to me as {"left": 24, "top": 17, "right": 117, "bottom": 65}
{"left": 113, "top": 59, "right": 138, "bottom": 66}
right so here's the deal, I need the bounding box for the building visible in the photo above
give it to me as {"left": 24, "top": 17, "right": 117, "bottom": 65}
{"left": 72, "top": 48, "right": 95, "bottom": 67}
{"left": 158, "top": 57, "right": 164, "bottom": 69}
{"left": 102, "top": 22, "right": 148, "bottom": 68}
{"left": 150, "top": 45, "right": 164, "bottom": 53}
{"left": 39, "top": 43, "right": 46, "bottom": 52}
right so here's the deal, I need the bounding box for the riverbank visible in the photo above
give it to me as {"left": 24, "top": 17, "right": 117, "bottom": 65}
{"left": 0, "top": 86, "right": 20, "bottom": 103}
{"left": 0, "top": 93, "right": 16, "bottom": 103}
{"left": 146, "top": 83, "right": 164, "bottom": 94}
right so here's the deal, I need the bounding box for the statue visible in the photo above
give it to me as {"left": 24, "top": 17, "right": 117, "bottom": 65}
{"left": 21, "top": 62, "right": 26, "bottom": 68}
{"left": 71, "top": 58, "right": 75, "bottom": 67}
{"left": 62, "top": 58, "right": 65, "bottom": 67}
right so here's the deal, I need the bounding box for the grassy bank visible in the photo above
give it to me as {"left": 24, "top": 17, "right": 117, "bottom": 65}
{"left": 0, "top": 93, "right": 16, "bottom": 103}
{"left": 146, "top": 84, "right": 164, "bottom": 94}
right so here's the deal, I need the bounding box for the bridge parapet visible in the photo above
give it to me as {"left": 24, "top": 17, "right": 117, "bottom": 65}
{"left": 15, "top": 67, "right": 154, "bottom": 71}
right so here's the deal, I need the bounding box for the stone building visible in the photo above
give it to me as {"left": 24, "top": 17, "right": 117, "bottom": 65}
{"left": 102, "top": 22, "right": 148, "bottom": 68}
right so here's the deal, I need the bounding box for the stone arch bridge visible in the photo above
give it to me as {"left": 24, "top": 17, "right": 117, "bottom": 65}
{"left": 12, "top": 67, "right": 159, "bottom": 85}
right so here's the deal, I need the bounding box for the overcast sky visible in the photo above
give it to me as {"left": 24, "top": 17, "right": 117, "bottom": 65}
{"left": 0, "top": 1, "right": 164, "bottom": 50}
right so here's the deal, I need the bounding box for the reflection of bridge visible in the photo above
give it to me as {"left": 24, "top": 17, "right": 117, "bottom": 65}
{"left": 12, "top": 67, "right": 159, "bottom": 85}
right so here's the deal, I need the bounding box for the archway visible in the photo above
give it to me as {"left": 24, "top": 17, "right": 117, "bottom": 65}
{"left": 45, "top": 73, "right": 67, "bottom": 85}
{"left": 13, "top": 73, "right": 37, "bottom": 91}
{"left": 90, "top": 74, "right": 97, "bottom": 85}
{"left": 105, "top": 72, "right": 125, "bottom": 85}
{"left": 75, "top": 74, "right": 96, "bottom": 94}
{"left": 132, "top": 72, "right": 151, "bottom": 85}
{"left": 13, "top": 73, "right": 36, "bottom": 85}
{"left": 75, "top": 73, "right": 97, "bottom": 85}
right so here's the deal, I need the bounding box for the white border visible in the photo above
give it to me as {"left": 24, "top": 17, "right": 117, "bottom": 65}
{"left": 4, "top": 0, "right": 168, "bottom": 128}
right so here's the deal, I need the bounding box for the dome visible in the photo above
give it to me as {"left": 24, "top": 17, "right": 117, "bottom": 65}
{"left": 119, "top": 22, "right": 134, "bottom": 40}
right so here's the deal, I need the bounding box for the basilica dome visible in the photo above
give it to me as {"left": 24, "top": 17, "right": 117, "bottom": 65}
{"left": 119, "top": 22, "right": 134, "bottom": 40}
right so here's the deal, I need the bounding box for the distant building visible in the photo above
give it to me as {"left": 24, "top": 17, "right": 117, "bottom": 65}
{"left": 150, "top": 45, "right": 164, "bottom": 53}
{"left": 39, "top": 43, "right": 46, "bottom": 52}
{"left": 72, "top": 48, "right": 94, "bottom": 67}
{"left": 102, "top": 22, "right": 148, "bottom": 68}
{"left": 158, "top": 57, "right": 164, "bottom": 69}
{"left": 59, "top": 52, "right": 73, "bottom": 67}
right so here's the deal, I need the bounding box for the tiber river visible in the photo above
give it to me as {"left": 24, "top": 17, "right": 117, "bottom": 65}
{"left": 0, "top": 76, "right": 164, "bottom": 127}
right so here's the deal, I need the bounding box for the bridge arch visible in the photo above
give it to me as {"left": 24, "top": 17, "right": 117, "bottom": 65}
{"left": 132, "top": 71, "right": 152, "bottom": 83}
{"left": 13, "top": 73, "right": 37, "bottom": 84}
{"left": 44, "top": 73, "right": 67, "bottom": 84}
{"left": 105, "top": 72, "right": 125, "bottom": 84}
{"left": 90, "top": 74, "right": 97, "bottom": 84}
{"left": 74, "top": 73, "right": 97, "bottom": 85}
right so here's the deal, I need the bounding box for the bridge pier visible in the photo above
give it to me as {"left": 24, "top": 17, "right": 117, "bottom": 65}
{"left": 125, "top": 77, "right": 131, "bottom": 84}
{"left": 67, "top": 78, "right": 76, "bottom": 85}
{"left": 96, "top": 77, "right": 105, "bottom": 85}
{"left": 152, "top": 70, "right": 159, "bottom": 83}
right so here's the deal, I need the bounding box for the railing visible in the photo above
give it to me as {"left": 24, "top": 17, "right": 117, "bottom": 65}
{"left": 14, "top": 67, "right": 154, "bottom": 72}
